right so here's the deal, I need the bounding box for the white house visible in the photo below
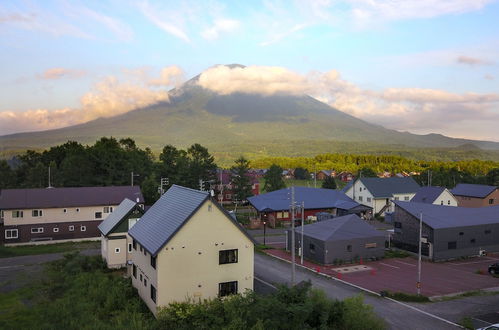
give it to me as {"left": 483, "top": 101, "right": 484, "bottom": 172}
{"left": 344, "top": 177, "right": 420, "bottom": 216}
{"left": 410, "top": 186, "right": 458, "bottom": 207}
{"left": 128, "top": 185, "right": 255, "bottom": 316}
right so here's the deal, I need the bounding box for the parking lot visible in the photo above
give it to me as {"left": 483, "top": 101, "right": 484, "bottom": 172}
{"left": 267, "top": 249, "right": 499, "bottom": 297}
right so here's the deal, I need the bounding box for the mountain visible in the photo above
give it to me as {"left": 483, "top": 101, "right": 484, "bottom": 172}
{"left": 1, "top": 65, "right": 499, "bottom": 164}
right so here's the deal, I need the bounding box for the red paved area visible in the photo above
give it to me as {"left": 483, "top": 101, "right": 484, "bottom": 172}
{"left": 266, "top": 249, "right": 499, "bottom": 297}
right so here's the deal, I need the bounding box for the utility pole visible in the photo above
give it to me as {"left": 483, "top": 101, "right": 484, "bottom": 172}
{"left": 314, "top": 165, "right": 317, "bottom": 188}
{"left": 48, "top": 166, "right": 52, "bottom": 188}
{"left": 159, "top": 177, "right": 169, "bottom": 195}
{"left": 301, "top": 201, "right": 304, "bottom": 265}
{"left": 131, "top": 171, "right": 139, "bottom": 186}
{"left": 417, "top": 212, "right": 422, "bottom": 295}
{"left": 199, "top": 179, "right": 205, "bottom": 191}
{"left": 290, "top": 186, "right": 296, "bottom": 285}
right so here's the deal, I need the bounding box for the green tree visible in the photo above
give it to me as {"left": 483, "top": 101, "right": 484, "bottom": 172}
{"left": 186, "top": 143, "right": 217, "bottom": 190}
{"left": 294, "top": 167, "right": 309, "bottom": 180}
{"left": 322, "top": 176, "right": 337, "bottom": 189}
{"left": 231, "top": 156, "right": 253, "bottom": 202}
{"left": 358, "top": 167, "right": 377, "bottom": 178}
{"left": 486, "top": 168, "right": 499, "bottom": 186}
{"left": 263, "top": 164, "right": 286, "bottom": 192}
{"left": 0, "top": 160, "right": 15, "bottom": 188}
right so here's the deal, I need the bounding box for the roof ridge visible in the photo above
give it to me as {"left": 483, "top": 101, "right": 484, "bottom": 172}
{"left": 171, "top": 184, "right": 210, "bottom": 195}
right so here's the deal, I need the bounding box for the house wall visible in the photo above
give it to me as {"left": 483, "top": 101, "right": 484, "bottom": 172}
{"left": 102, "top": 233, "right": 128, "bottom": 268}
{"left": 131, "top": 240, "right": 158, "bottom": 315}
{"left": 133, "top": 199, "right": 254, "bottom": 316}
{"left": 455, "top": 189, "right": 499, "bottom": 208}
{"left": 433, "top": 190, "right": 458, "bottom": 207}
{"left": 392, "top": 207, "right": 434, "bottom": 254}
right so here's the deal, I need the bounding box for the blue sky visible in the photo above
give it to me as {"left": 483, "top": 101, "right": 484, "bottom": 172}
{"left": 0, "top": 0, "right": 498, "bottom": 141}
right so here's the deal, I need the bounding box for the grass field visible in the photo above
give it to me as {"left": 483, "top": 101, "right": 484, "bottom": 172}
{"left": 0, "top": 241, "right": 100, "bottom": 258}
{"left": 259, "top": 178, "right": 347, "bottom": 193}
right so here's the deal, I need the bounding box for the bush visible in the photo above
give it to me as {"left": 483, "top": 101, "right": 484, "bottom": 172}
{"left": 380, "top": 290, "right": 430, "bottom": 302}
{"left": 384, "top": 249, "right": 410, "bottom": 258}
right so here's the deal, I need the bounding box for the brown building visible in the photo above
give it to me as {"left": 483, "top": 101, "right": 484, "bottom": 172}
{"left": 1, "top": 186, "right": 144, "bottom": 245}
{"left": 451, "top": 184, "right": 499, "bottom": 208}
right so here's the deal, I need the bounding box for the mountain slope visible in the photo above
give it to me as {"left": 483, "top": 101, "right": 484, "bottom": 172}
{"left": 1, "top": 68, "right": 498, "bottom": 162}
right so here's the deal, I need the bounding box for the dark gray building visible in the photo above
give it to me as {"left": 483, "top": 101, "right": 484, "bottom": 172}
{"left": 286, "top": 214, "right": 385, "bottom": 265}
{"left": 393, "top": 201, "right": 499, "bottom": 261}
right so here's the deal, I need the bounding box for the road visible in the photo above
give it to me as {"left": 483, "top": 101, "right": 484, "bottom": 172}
{"left": 254, "top": 252, "right": 460, "bottom": 330}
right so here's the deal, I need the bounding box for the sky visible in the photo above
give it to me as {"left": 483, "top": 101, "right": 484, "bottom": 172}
{"left": 0, "top": 0, "right": 498, "bottom": 141}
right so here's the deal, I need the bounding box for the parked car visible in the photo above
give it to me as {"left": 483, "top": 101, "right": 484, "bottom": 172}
{"left": 477, "top": 323, "right": 499, "bottom": 330}
{"left": 488, "top": 263, "right": 499, "bottom": 275}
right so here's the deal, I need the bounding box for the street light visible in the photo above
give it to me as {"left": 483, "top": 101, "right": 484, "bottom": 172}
{"left": 263, "top": 220, "right": 267, "bottom": 246}
{"left": 131, "top": 171, "right": 140, "bottom": 186}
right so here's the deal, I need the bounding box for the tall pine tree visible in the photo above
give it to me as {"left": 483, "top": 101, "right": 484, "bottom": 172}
{"left": 231, "top": 156, "right": 253, "bottom": 202}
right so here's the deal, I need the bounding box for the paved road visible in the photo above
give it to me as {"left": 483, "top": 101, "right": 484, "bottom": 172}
{"left": 254, "top": 253, "right": 460, "bottom": 330}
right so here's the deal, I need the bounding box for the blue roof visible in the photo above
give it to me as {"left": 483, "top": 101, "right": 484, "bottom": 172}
{"left": 98, "top": 198, "right": 140, "bottom": 236}
{"left": 359, "top": 177, "right": 420, "bottom": 198}
{"left": 128, "top": 185, "right": 209, "bottom": 255}
{"left": 290, "top": 214, "right": 384, "bottom": 241}
{"left": 247, "top": 187, "right": 359, "bottom": 212}
{"left": 394, "top": 201, "right": 499, "bottom": 229}
{"left": 451, "top": 184, "right": 497, "bottom": 198}
{"left": 411, "top": 186, "right": 446, "bottom": 204}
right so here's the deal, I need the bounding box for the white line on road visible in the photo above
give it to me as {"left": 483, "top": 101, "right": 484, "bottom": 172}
{"left": 393, "top": 260, "right": 416, "bottom": 267}
{"left": 255, "top": 276, "right": 277, "bottom": 289}
{"left": 379, "top": 262, "right": 400, "bottom": 269}
{"left": 448, "top": 259, "right": 499, "bottom": 266}
{"left": 0, "top": 265, "right": 24, "bottom": 269}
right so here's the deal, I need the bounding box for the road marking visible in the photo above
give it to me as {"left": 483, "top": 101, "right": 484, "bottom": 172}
{"left": 255, "top": 276, "right": 277, "bottom": 289}
{"left": 393, "top": 260, "right": 416, "bottom": 267}
{"left": 379, "top": 262, "right": 399, "bottom": 269}
{"left": 0, "top": 265, "right": 24, "bottom": 269}
{"left": 448, "top": 259, "right": 499, "bottom": 266}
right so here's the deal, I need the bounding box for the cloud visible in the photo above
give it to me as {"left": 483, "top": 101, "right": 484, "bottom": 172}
{"left": 138, "top": 2, "right": 190, "bottom": 43}
{"left": 148, "top": 66, "right": 185, "bottom": 87}
{"left": 39, "top": 68, "right": 86, "bottom": 80}
{"left": 457, "top": 55, "right": 493, "bottom": 66}
{"left": 201, "top": 19, "right": 240, "bottom": 40}
{"left": 484, "top": 74, "right": 495, "bottom": 80}
{"left": 0, "top": 67, "right": 182, "bottom": 134}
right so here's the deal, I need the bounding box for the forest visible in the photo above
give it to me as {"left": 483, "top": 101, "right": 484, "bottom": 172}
{"left": 1, "top": 137, "right": 497, "bottom": 205}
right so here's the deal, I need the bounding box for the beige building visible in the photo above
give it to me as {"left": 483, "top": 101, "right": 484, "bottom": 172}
{"left": 98, "top": 198, "right": 144, "bottom": 268}
{"left": 128, "top": 185, "right": 255, "bottom": 316}
{"left": 0, "top": 186, "right": 144, "bottom": 245}
{"left": 411, "top": 186, "right": 458, "bottom": 206}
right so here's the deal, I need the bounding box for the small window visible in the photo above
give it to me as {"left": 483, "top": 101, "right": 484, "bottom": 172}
{"left": 32, "top": 209, "right": 43, "bottom": 217}
{"left": 151, "top": 255, "right": 157, "bottom": 269}
{"left": 485, "top": 229, "right": 492, "bottom": 234}
{"left": 144, "top": 279, "right": 147, "bottom": 287}
{"left": 440, "top": 201, "right": 444, "bottom": 205}
{"left": 140, "top": 245, "right": 143, "bottom": 252}
{"left": 394, "top": 197, "right": 399, "bottom": 201}
{"left": 309, "top": 243, "right": 315, "bottom": 254}
{"left": 53, "top": 227, "right": 59, "bottom": 233}
{"left": 0, "top": 210, "right": 4, "bottom": 218}
{"left": 12, "top": 210, "right": 23, "bottom": 218}
{"left": 151, "top": 285, "right": 157, "bottom": 303}
{"left": 133, "top": 240, "right": 137, "bottom": 250}
{"left": 347, "top": 245, "right": 352, "bottom": 252}
{"left": 104, "top": 206, "right": 113, "bottom": 213}
{"left": 448, "top": 241, "right": 457, "bottom": 250}
{"left": 404, "top": 196, "right": 410, "bottom": 201}
{"left": 128, "top": 243, "right": 132, "bottom": 253}
{"left": 470, "top": 238, "right": 476, "bottom": 244}
{"left": 95, "top": 212, "right": 102, "bottom": 219}
{"left": 394, "top": 222, "right": 402, "bottom": 229}
{"left": 31, "top": 227, "right": 44, "bottom": 234}
{"left": 140, "top": 274, "right": 142, "bottom": 282}
{"left": 358, "top": 196, "right": 363, "bottom": 202}
{"left": 115, "top": 248, "right": 120, "bottom": 254}
{"left": 133, "top": 264, "right": 137, "bottom": 278}
{"left": 219, "top": 249, "right": 238, "bottom": 264}
{"left": 69, "top": 225, "right": 75, "bottom": 231}
{"left": 489, "top": 199, "right": 494, "bottom": 205}
{"left": 459, "top": 232, "right": 464, "bottom": 236}
{"left": 367, "top": 197, "right": 371, "bottom": 203}
{"left": 143, "top": 249, "right": 147, "bottom": 256}
{"left": 81, "top": 225, "right": 86, "bottom": 232}
{"left": 447, "top": 200, "right": 451, "bottom": 205}
{"left": 219, "top": 281, "right": 238, "bottom": 297}
{"left": 359, "top": 187, "right": 362, "bottom": 192}
{"left": 5, "top": 229, "right": 18, "bottom": 239}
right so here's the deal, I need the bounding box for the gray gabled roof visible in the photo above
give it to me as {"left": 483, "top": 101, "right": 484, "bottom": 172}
{"left": 359, "top": 177, "right": 420, "bottom": 198}
{"left": 98, "top": 198, "right": 140, "bottom": 236}
{"left": 451, "top": 184, "right": 497, "bottom": 198}
{"left": 128, "top": 185, "right": 255, "bottom": 256}
{"left": 394, "top": 201, "right": 499, "bottom": 229}
{"left": 411, "top": 186, "right": 446, "bottom": 204}
{"left": 292, "top": 214, "right": 384, "bottom": 241}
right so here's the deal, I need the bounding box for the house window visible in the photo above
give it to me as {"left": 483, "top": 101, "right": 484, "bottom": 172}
{"left": 225, "top": 194, "right": 232, "bottom": 199}
{"left": 485, "top": 229, "right": 492, "bottom": 234}
{"left": 104, "top": 206, "right": 113, "bottom": 213}
{"left": 128, "top": 243, "right": 132, "bottom": 253}
{"left": 219, "top": 281, "right": 238, "bottom": 297}
{"left": 143, "top": 249, "right": 147, "bottom": 256}
{"left": 140, "top": 245, "right": 143, "bottom": 252}
{"left": 489, "top": 199, "right": 495, "bottom": 205}
{"left": 81, "top": 225, "right": 86, "bottom": 232}
{"left": 459, "top": 232, "right": 464, "bottom": 236}
{"left": 144, "top": 279, "right": 147, "bottom": 287}
{"left": 359, "top": 187, "right": 362, "bottom": 192}
{"left": 133, "top": 265, "right": 137, "bottom": 278}
{"left": 140, "top": 274, "right": 142, "bottom": 282}
{"left": 5, "top": 229, "right": 18, "bottom": 239}
{"left": 151, "top": 285, "right": 157, "bottom": 303}
{"left": 115, "top": 248, "right": 120, "bottom": 254}
{"left": 282, "top": 211, "right": 289, "bottom": 218}
{"left": 12, "top": 210, "right": 23, "bottom": 218}
{"left": 219, "top": 249, "right": 238, "bottom": 264}
{"left": 347, "top": 245, "right": 352, "bottom": 252}
{"left": 32, "top": 209, "right": 43, "bottom": 217}
{"left": 69, "top": 225, "right": 75, "bottom": 231}
{"left": 309, "top": 243, "right": 315, "bottom": 254}
{"left": 365, "top": 243, "right": 377, "bottom": 248}
{"left": 367, "top": 197, "right": 371, "bottom": 203}
{"left": 53, "top": 227, "right": 59, "bottom": 233}
{"left": 358, "top": 196, "right": 363, "bottom": 202}
{"left": 447, "top": 200, "right": 451, "bottom": 205}
{"left": 31, "top": 227, "right": 44, "bottom": 234}
{"left": 404, "top": 196, "right": 410, "bottom": 201}
{"left": 95, "top": 212, "right": 102, "bottom": 219}
{"left": 151, "top": 255, "right": 157, "bottom": 269}
{"left": 470, "top": 238, "right": 476, "bottom": 244}
{"left": 394, "top": 197, "right": 399, "bottom": 201}
{"left": 440, "top": 201, "right": 444, "bottom": 205}
{"left": 0, "top": 210, "right": 4, "bottom": 218}
{"left": 394, "top": 222, "right": 402, "bottom": 228}
{"left": 448, "top": 241, "right": 457, "bottom": 250}
{"left": 133, "top": 240, "right": 137, "bottom": 250}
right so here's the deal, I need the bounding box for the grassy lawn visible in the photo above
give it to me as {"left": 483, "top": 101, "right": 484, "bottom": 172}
{"left": 0, "top": 241, "right": 100, "bottom": 258}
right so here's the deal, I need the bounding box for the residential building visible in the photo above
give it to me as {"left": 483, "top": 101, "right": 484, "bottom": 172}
{"left": 247, "top": 187, "right": 372, "bottom": 227}
{"left": 411, "top": 186, "right": 458, "bottom": 206}
{"left": 98, "top": 198, "right": 145, "bottom": 268}
{"left": 316, "top": 170, "right": 334, "bottom": 181}
{"left": 392, "top": 201, "right": 499, "bottom": 261}
{"left": 286, "top": 214, "right": 385, "bottom": 264}
{"left": 451, "top": 184, "right": 499, "bottom": 207}
{"left": 337, "top": 171, "right": 354, "bottom": 182}
{"left": 213, "top": 169, "right": 259, "bottom": 204}
{"left": 0, "top": 186, "right": 144, "bottom": 245}
{"left": 128, "top": 185, "right": 255, "bottom": 316}
{"left": 344, "top": 177, "right": 420, "bottom": 216}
